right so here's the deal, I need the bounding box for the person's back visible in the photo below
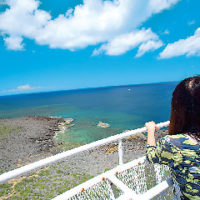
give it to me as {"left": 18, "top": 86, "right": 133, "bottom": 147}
{"left": 145, "top": 76, "right": 200, "bottom": 199}
{"left": 146, "top": 133, "right": 200, "bottom": 199}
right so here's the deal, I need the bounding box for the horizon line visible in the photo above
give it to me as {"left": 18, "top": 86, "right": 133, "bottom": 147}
{"left": 0, "top": 80, "right": 179, "bottom": 98}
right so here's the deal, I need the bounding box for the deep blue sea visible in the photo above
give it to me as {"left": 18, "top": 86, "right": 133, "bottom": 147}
{"left": 0, "top": 82, "right": 177, "bottom": 145}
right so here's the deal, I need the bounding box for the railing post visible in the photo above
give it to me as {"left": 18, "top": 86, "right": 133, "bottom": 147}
{"left": 118, "top": 139, "right": 123, "bottom": 165}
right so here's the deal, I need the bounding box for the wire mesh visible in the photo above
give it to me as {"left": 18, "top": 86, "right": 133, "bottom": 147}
{"left": 152, "top": 164, "right": 175, "bottom": 200}
{"left": 63, "top": 160, "right": 175, "bottom": 200}
{"left": 116, "top": 160, "right": 172, "bottom": 195}
{"left": 116, "top": 161, "right": 147, "bottom": 194}
{"left": 68, "top": 178, "right": 123, "bottom": 200}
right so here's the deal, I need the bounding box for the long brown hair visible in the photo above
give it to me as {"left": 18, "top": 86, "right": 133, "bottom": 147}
{"left": 169, "top": 76, "right": 200, "bottom": 140}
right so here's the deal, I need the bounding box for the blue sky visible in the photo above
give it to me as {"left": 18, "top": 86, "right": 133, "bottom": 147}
{"left": 0, "top": 0, "right": 199, "bottom": 96}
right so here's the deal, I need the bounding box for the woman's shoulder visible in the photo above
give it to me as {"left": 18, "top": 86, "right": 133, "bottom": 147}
{"left": 165, "top": 134, "right": 188, "bottom": 139}
{"left": 161, "top": 134, "right": 199, "bottom": 151}
{"left": 159, "top": 134, "right": 186, "bottom": 144}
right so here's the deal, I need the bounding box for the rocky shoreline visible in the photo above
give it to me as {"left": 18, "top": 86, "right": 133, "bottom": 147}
{"left": 0, "top": 116, "right": 71, "bottom": 173}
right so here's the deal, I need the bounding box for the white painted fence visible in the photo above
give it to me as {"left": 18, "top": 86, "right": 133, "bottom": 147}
{"left": 0, "top": 121, "right": 171, "bottom": 199}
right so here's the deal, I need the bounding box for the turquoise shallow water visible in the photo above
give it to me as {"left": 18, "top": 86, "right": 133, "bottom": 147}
{"left": 0, "top": 82, "right": 177, "bottom": 145}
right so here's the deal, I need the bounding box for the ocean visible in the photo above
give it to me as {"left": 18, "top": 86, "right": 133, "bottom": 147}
{"left": 0, "top": 82, "right": 177, "bottom": 146}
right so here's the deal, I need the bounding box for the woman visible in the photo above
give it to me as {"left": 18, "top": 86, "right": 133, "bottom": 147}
{"left": 146, "top": 76, "right": 200, "bottom": 200}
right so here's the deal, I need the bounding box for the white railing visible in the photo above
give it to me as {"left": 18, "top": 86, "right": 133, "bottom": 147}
{"left": 53, "top": 156, "right": 173, "bottom": 200}
{"left": 0, "top": 121, "right": 170, "bottom": 199}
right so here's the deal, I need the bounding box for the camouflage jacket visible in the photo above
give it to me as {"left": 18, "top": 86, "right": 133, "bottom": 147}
{"left": 146, "top": 134, "right": 200, "bottom": 200}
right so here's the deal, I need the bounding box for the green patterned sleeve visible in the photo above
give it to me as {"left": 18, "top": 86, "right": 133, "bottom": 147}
{"left": 146, "top": 136, "right": 174, "bottom": 165}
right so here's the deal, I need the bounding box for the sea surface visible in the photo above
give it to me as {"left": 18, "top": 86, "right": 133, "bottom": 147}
{"left": 0, "top": 82, "right": 177, "bottom": 145}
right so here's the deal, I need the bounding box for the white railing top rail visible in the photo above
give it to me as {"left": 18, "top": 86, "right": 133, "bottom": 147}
{"left": 0, "top": 121, "right": 169, "bottom": 184}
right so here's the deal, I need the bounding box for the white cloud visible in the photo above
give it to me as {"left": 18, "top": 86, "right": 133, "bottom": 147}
{"left": 17, "top": 84, "right": 33, "bottom": 91}
{"left": 148, "top": 0, "right": 179, "bottom": 13}
{"left": 188, "top": 20, "right": 195, "bottom": 26}
{"left": 136, "top": 39, "right": 163, "bottom": 57}
{"left": 0, "top": 0, "right": 51, "bottom": 47}
{"left": 0, "top": 0, "right": 179, "bottom": 56}
{"left": 160, "top": 27, "right": 200, "bottom": 59}
{"left": 5, "top": 84, "right": 40, "bottom": 93}
{"left": 93, "top": 28, "right": 163, "bottom": 56}
{"left": 4, "top": 35, "right": 24, "bottom": 50}
{"left": 163, "top": 29, "right": 170, "bottom": 35}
